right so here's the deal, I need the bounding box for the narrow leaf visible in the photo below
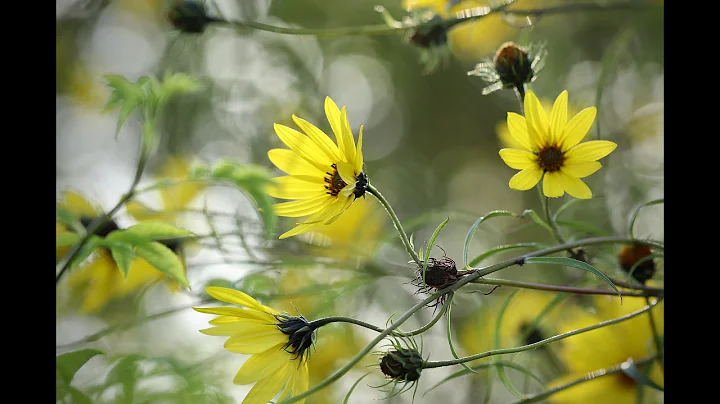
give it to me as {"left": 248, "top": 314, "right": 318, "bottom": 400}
{"left": 629, "top": 198, "right": 664, "bottom": 239}
{"left": 422, "top": 217, "right": 450, "bottom": 284}
{"left": 56, "top": 349, "right": 103, "bottom": 386}
{"left": 463, "top": 210, "right": 516, "bottom": 269}
{"left": 423, "top": 361, "right": 544, "bottom": 396}
{"left": 134, "top": 241, "right": 189, "bottom": 288}
{"left": 445, "top": 293, "right": 477, "bottom": 374}
{"left": 469, "top": 243, "right": 548, "bottom": 267}
{"left": 525, "top": 257, "right": 620, "bottom": 298}
{"left": 110, "top": 244, "right": 135, "bottom": 278}
{"left": 519, "top": 209, "right": 553, "bottom": 234}
{"left": 343, "top": 371, "right": 373, "bottom": 404}
{"left": 119, "top": 221, "right": 193, "bottom": 241}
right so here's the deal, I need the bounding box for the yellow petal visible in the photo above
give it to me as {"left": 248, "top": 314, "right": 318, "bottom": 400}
{"left": 273, "top": 124, "right": 333, "bottom": 170}
{"left": 234, "top": 344, "right": 290, "bottom": 385}
{"left": 559, "top": 107, "right": 597, "bottom": 150}
{"left": 565, "top": 140, "right": 617, "bottom": 162}
{"left": 200, "top": 317, "right": 274, "bottom": 335}
{"left": 542, "top": 172, "right": 565, "bottom": 198}
{"left": 60, "top": 190, "right": 100, "bottom": 216}
{"left": 267, "top": 176, "right": 326, "bottom": 200}
{"left": 324, "top": 96, "right": 347, "bottom": 161}
{"left": 508, "top": 167, "right": 543, "bottom": 191}
{"left": 205, "top": 286, "right": 279, "bottom": 314}
{"left": 561, "top": 161, "right": 601, "bottom": 179}
{"left": 291, "top": 115, "right": 341, "bottom": 162}
{"left": 268, "top": 149, "right": 324, "bottom": 177}
{"left": 195, "top": 307, "right": 273, "bottom": 321}
{"left": 157, "top": 157, "right": 202, "bottom": 210}
{"left": 273, "top": 195, "right": 333, "bottom": 217}
{"left": 278, "top": 221, "right": 320, "bottom": 239}
{"left": 288, "top": 362, "right": 309, "bottom": 404}
{"left": 524, "top": 90, "right": 549, "bottom": 149}
{"left": 355, "top": 125, "right": 364, "bottom": 174}
{"left": 225, "top": 328, "right": 289, "bottom": 354}
{"left": 556, "top": 172, "right": 592, "bottom": 199}
{"left": 547, "top": 373, "right": 636, "bottom": 404}
{"left": 323, "top": 196, "right": 355, "bottom": 225}
{"left": 340, "top": 107, "right": 357, "bottom": 166}
{"left": 506, "top": 113, "right": 534, "bottom": 151}
{"left": 242, "top": 362, "right": 291, "bottom": 404}
{"left": 548, "top": 90, "right": 568, "bottom": 145}
{"left": 335, "top": 161, "right": 356, "bottom": 185}
{"left": 499, "top": 148, "right": 537, "bottom": 170}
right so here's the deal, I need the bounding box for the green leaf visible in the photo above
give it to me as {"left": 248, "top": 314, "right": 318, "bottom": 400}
{"left": 445, "top": 293, "right": 477, "bottom": 375}
{"left": 422, "top": 217, "right": 450, "bottom": 284}
{"left": 525, "top": 257, "right": 620, "bottom": 298}
{"left": 343, "top": 372, "right": 373, "bottom": 404}
{"left": 160, "top": 71, "right": 203, "bottom": 98}
{"left": 463, "top": 210, "right": 516, "bottom": 269}
{"left": 69, "top": 236, "right": 104, "bottom": 268}
{"left": 629, "top": 198, "right": 664, "bottom": 239}
{"left": 210, "top": 161, "right": 277, "bottom": 239}
{"left": 621, "top": 360, "right": 664, "bottom": 392}
{"left": 134, "top": 241, "right": 190, "bottom": 288}
{"left": 102, "top": 74, "right": 144, "bottom": 138}
{"left": 116, "top": 221, "right": 193, "bottom": 241}
{"left": 57, "top": 231, "right": 81, "bottom": 248}
{"left": 56, "top": 349, "right": 103, "bottom": 386}
{"left": 110, "top": 244, "right": 135, "bottom": 278}
{"left": 468, "top": 243, "right": 548, "bottom": 267}
{"left": 519, "top": 209, "right": 554, "bottom": 234}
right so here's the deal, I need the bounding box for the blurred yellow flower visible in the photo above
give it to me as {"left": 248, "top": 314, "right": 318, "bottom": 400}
{"left": 498, "top": 90, "right": 617, "bottom": 199}
{"left": 267, "top": 96, "right": 368, "bottom": 239}
{"left": 459, "top": 290, "right": 563, "bottom": 355}
{"left": 403, "top": 0, "right": 537, "bottom": 62}
{"left": 194, "top": 287, "right": 311, "bottom": 404}
{"left": 547, "top": 295, "right": 664, "bottom": 404}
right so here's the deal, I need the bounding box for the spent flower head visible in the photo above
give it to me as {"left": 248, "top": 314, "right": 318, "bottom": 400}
{"left": 167, "top": 0, "right": 219, "bottom": 34}
{"left": 468, "top": 41, "right": 547, "bottom": 95}
{"left": 411, "top": 249, "right": 460, "bottom": 308}
{"left": 618, "top": 244, "right": 656, "bottom": 285}
{"left": 194, "top": 287, "right": 314, "bottom": 404}
{"left": 498, "top": 89, "right": 617, "bottom": 199}
{"left": 267, "top": 96, "right": 368, "bottom": 239}
{"left": 374, "top": 336, "right": 425, "bottom": 399}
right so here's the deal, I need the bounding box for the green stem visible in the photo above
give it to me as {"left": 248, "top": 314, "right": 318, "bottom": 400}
{"left": 367, "top": 183, "right": 421, "bottom": 265}
{"left": 508, "top": 355, "right": 657, "bottom": 404}
{"left": 645, "top": 296, "right": 664, "bottom": 374}
{"left": 470, "top": 277, "right": 661, "bottom": 297}
{"left": 538, "top": 187, "right": 566, "bottom": 244}
{"left": 423, "top": 297, "right": 662, "bottom": 368}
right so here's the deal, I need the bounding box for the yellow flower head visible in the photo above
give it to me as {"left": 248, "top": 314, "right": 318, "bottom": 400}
{"left": 547, "top": 295, "right": 664, "bottom": 404}
{"left": 498, "top": 90, "right": 617, "bottom": 199}
{"left": 194, "top": 287, "right": 312, "bottom": 404}
{"left": 267, "top": 96, "right": 367, "bottom": 240}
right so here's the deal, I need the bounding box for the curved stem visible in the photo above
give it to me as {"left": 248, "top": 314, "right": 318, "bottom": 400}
{"left": 423, "top": 297, "right": 662, "bottom": 368}
{"left": 367, "top": 183, "right": 421, "bottom": 265}
{"left": 645, "top": 296, "right": 665, "bottom": 374}
{"left": 508, "top": 355, "right": 657, "bottom": 404}
{"left": 471, "top": 277, "right": 662, "bottom": 297}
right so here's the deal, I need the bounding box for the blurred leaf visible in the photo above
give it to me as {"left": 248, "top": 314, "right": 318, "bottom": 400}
{"left": 69, "top": 235, "right": 104, "bottom": 268}
{"left": 103, "top": 74, "right": 144, "bottom": 138}
{"left": 621, "top": 360, "right": 664, "bottom": 392}
{"left": 134, "top": 241, "right": 190, "bottom": 288}
{"left": 56, "top": 205, "right": 80, "bottom": 228}
{"left": 57, "top": 231, "right": 81, "bottom": 248}
{"left": 115, "top": 221, "right": 193, "bottom": 241}
{"left": 464, "top": 211, "right": 516, "bottom": 269}
{"left": 110, "top": 244, "right": 135, "bottom": 278}
{"left": 494, "top": 290, "right": 526, "bottom": 399}
{"left": 519, "top": 209, "right": 554, "bottom": 234}
{"left": 556, "top": 220, "right": 611, "bottom": 237}
{"left": 422, "top": 217, "right": 450, "bottom": 283}
{"left": 107, "top": 355, "right": 144, "bottom": 403}
{"left": 160, "top": 71, "right": 203, "bottom": 99}
{"left": 423, "top": 361, "right": 544, "bottom": 396}
{"left": 468, "top": 243, "right": 548, "bottom": 267}
{"left": 445, "top": 293, "right": 476, "bottom": 374}
{"left": 594, "top": 25, "right": 634, "bottom": 140}
{"left": 343, "top": 372, "right": 373, "bottom": 404}
{"left": 525, "top": 257, "right": 620, "bottom": 298}
{"left": 209, "top": 160, "right": 277, "bottom": 239}
{"left": 629, "top": 198, "right": 664, "bottom": 239}
{"left": 56, "top": 349, "right": 103, "bottom": 386}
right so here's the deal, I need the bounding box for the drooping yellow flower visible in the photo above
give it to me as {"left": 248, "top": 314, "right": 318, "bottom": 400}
{"left": 267, "top": 96, "right": 368, "bottom": 239}
{"left": 547, "top": 295, "right": 664, "bottom": 404}
{"left": 194, "top": 287, "right": 312, "bottom": 404}
{"left": 403, "top": 0, "right": 537, "bottom": 62}
{"left": 498, "top": 90, "right": 617, "bottom": 199}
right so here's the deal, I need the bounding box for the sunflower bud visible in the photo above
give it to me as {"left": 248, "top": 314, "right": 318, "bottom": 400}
{"left": 468, "top": 41, "right": 546, "bottom": 95}
{"left": 167, "top": 0, "right": 216, "bottom": 34}
{"left": 618, "top": 244, "right": 656, "bottom": 284}
{"left": 275, "top": 313, "right": 316, "bottom": 361}
{"left": 380, "top": 348, "right": 423, "bottom": 382}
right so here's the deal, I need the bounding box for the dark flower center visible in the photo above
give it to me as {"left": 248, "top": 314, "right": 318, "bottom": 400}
{"left": 275, "top": 314, "right": 316, "bottom": 362}
{"left": 519, "top": 322, "right": 545, "bottom": 345}
{"left": 324, "top": 163, "right": 348, "bottom": 197}
{"left": 537, "top": 146, "right": 565, "bottom": 172}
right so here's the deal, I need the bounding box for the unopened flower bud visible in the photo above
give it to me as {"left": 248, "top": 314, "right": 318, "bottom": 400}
{"left": 380, "top": 347, "right": 423, "bottom": 382}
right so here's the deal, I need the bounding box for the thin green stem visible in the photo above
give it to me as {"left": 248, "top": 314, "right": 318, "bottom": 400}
{"left": 645, "top": 296, "right": 664, "bottom": 374}
{"left": 514, "top": 84, "right": 526, "bottom": 114}
{"left": 538, "top": 187, "right": 566, "bottom": 244}
{"left": 423, "top": 297, "right": 662, "bottom": 368}
{"left": 470, "top": 277, "right": 661, "bottom": 297}
{"left": 508, "top": 355, "right": 657, "bottom": 404}
{"left": 367, "top": 183, "right": 421, "bottom": 265}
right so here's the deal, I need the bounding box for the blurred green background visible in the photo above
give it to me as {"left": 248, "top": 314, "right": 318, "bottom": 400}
{"left": 56, "top": 0, "right": 664, "bottom": 403}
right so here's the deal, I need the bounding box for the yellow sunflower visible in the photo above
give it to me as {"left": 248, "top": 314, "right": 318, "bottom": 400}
{"left": 194, "top": 287, "right": 312, "bottom": 404}
{"left": 547, "top": 294, "right": 664, "bottom": 404}
{"left": 267, "top": 96, "right": 368, "bottom": 240}
{"left": 498, "top": 90, "right": 617, "bottom": 199}
{"left": 497, "top": 100, "right": 581, "bottom": 150}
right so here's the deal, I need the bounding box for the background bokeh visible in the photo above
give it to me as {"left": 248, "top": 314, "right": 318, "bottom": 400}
{"left": 56, "top": 0, "right": 664, "bottom": 403}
